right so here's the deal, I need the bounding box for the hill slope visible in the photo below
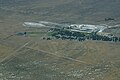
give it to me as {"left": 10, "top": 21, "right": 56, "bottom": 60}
{"left": 0, "top": 0, "right": 120, "bottom": 23}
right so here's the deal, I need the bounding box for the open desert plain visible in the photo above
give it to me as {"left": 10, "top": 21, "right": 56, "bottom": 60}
{"left": 0, "top": 0, "right": 120, "bottom": 80}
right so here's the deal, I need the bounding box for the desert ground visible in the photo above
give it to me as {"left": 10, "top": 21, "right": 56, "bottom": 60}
{"left": 0, "top": 0, "right": 120, "bottom": 80}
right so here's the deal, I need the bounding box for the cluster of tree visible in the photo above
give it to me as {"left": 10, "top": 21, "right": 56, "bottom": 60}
{"left": 105, "top": 18, "right": 115, "bottom": 21}
{"left": 90, "top": 34, "right": 120, "bottom": 42}
{"left": 49, "top": 29, "right": 120, "bottom": 42}
{"left": 42, "top": 37, "right": 51, "bottom": 40}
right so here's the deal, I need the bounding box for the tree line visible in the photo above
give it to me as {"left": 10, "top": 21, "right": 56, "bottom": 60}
{"left": 48, "top": 29, "right": 120, "bottom": 42}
